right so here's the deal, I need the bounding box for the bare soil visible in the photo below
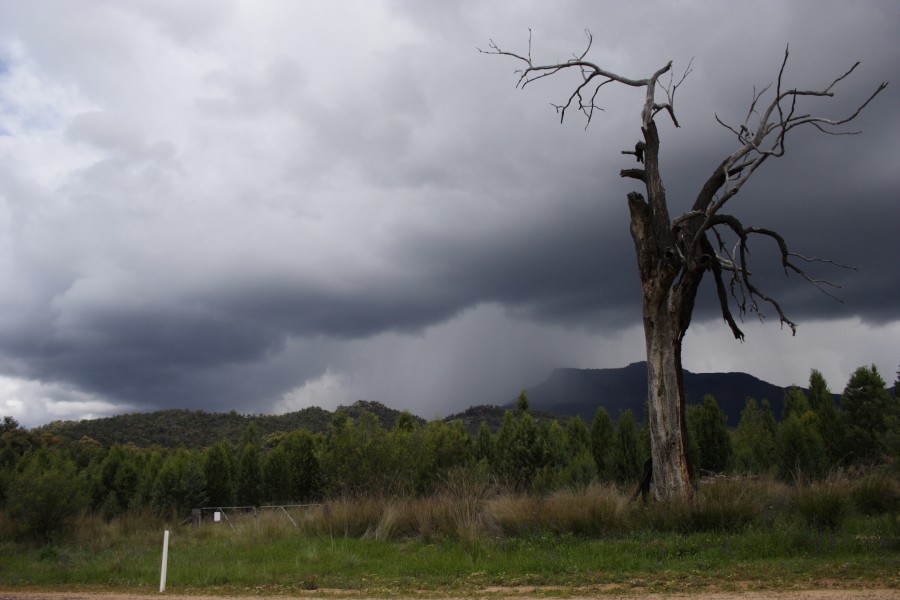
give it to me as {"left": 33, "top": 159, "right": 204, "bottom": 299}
{"left": 1, "top": 589, "right": 899, "bottom": 600}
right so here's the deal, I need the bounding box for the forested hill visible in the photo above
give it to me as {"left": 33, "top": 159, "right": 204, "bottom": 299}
{"left": 521, "top": 361, "right": 835, "bottom": 427}
{"left": 32, "top": 364, "right": 844, "bottom": 448}
{"left": 34, "top": 400, "right": 420, "bottom": 449}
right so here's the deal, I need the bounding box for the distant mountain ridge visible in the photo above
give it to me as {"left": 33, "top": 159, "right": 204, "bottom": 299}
{"left": 520, "top": 361, "right": 826, "bottom": 427}
{"left": 34, "top": 364, "right": 824, "bottom": 447}
{"left": 34, "top": 400, "right": 419, "bottom": 449}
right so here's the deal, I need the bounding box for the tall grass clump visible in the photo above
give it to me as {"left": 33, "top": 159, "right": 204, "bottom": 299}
{"left": 538, "top": 483, "right": 629, "bottom": 537}
{"left": 438, "top": 466, "right": 495, "bottom": 544}
{"left": 409, "top": 495, "right": 456, "bottom": 542}
{"left": 689, "top": 478, "right": 770, "bottom": 532}
{"left": 69, "top": 512, "right": 121, "bottom": 552}
{"left": 371, "top": 499, "right": 421, "bottom": 541}
{"left": 793, "top": 477, "right": 852, "bottom": 531}
{"left": 317, "top": 496, "right": 385, "bottom": 538}
{"left": 0, "top": 512, "right": 15, "bottom": 543}
{"left": 850, "top": 470, "right": 900, "bottom": 516}
{"left": 252, "top": 508, "right": 303, "bottom": 541}
{"left": 486, "top": 494, "right": 538, "bottom": 537}
{"left": 113, "top": 509, "right": 167, "bottom": 539}
{"left": 633, "top": 477, "right": 788, "bottom": 533}
{"left": 633, "top": 495, "right": 694, "bottom": 533}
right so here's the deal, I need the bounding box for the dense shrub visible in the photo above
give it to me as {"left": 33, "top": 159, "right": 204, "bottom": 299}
{"left": 6, "top": 451, "right": 88, "bottom": 541}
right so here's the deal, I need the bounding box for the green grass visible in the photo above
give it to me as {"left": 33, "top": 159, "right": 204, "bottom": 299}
{"left": 1, "top": 475, "right": 898, "bottom": 595}
{"left": 1, "top": 519, "right": 897, "bottom": 595}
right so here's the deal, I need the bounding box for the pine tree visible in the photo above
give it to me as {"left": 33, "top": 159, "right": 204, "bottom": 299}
{"left": 609, "top": 410, "right": 642, "bottom": 484}
{"left": 280, "top": 430, "right": 322, "bottom": 502}
{"left": 590, "top": 406, "right": 614, "bottom": 480}
{"left": 204, "top": 441, "right": 235, "bottom": 507}
{"left": 236, "top": 443, "right": 262, "bottom": 506}
{"left": 565, "top": 416, "right": 591, "bottom": 454}
{"left": 533, "top": 420, "right": 569, "bottom": 493}
{"left": 495, "top": 408, "right": 539, "bottom": 491}
{"left": 686, "top": 394, "right": 732, "bottom": 474}
{"left": 842, "top": 365, "right": 891, "bottom": 462}
{"left": 782, "top": 386, "right": 811, "bottom": 420}
{"left": 473, "top": 421, "right": 495, "bottom": 465}
{"left": 262, "top": 447, "right": 291, "bottom": 504}
{"left": 807, "top": 369, "right": 846, "bottom": 467}
{"left": 776, "top": 412, "right": 826, "bottom": 482}
{"left": 733, "top": 398, "right": 776, "bottom": 474}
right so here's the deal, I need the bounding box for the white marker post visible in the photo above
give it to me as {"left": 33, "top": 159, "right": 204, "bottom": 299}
{"left": 159, "top": 529, "right": 170, "bottom": 593}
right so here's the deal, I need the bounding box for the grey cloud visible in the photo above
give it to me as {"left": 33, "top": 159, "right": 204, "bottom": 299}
{"left": 0, "top": 1, "right": 897, "bottom": 426}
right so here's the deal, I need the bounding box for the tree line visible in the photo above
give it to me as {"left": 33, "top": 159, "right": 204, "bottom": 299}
{"left": 1, "top": 364, "right": 896, "bottom": 541}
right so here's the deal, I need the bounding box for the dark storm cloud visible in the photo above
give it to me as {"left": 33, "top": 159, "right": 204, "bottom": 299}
{"left": 0, "top": 1, "right": 897, "bottom": 426}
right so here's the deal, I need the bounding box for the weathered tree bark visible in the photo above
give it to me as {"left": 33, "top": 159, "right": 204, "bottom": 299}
{"left": 624, "top": 82, "right": 703, "bottom": 501}
{"left": 642, "top": 313, "right": 692, "bottom": 500}
{"left": 625, "top": 121, "right": 701, "bottom": 501}
{"left": 482, "top": 33, "right": 887, "bottom": 502}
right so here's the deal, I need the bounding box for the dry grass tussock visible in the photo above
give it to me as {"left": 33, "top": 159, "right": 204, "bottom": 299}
{"left": 100, "top": 469, "right": 899, "bottom": 543}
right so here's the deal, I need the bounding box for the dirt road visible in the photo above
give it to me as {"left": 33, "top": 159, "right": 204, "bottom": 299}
{"left": 1, "top": 589, "right": 899, "bottom": 600}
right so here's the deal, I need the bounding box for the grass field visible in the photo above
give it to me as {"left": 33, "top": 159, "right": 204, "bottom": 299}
{"left": 1, "top": 476, "right": 898, "bottom": 596}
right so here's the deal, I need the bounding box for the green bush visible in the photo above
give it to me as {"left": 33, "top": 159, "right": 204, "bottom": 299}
{"left": 6, "top": 452, "right": 88, "bottom": 541}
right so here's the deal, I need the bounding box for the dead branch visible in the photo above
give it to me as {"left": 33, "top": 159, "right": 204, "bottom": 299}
{"left": 485, "top": 32, "right": 883, "bottom": 338}
{"left": 620, "top": 167, "right": 647, "bottom": 182}
{"left": 702, "top": 234, "right": 745, "bottom": 340}
{"left": 704, "top": 213, "right": 860, "bottom": 334}
{"left": 485, "top": 29, "right": 885, "bottom": 504}
{"left": 693, "top": 46, "right": 887, "bottom": 225}
{"left": 480, "top": 29, "right": 678, "bottom": 128}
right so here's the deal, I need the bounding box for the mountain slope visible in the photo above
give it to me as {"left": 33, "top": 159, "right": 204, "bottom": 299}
{"left": 33, "top": 364, "right": 828, "bottom": 447}
{"left": 522, "top": 361, "right": 800, "bottom": 427}
{"left": 35, "top": 400, "right": 416, "bottom": 448}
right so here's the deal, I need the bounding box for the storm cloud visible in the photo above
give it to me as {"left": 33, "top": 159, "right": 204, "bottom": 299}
{"left": 1, "top": 1, "right": 897, "bottom": 427}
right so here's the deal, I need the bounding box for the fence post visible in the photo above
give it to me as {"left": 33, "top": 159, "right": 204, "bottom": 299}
{"left": 159, "top": 529, "right": 169, "bottom": 593}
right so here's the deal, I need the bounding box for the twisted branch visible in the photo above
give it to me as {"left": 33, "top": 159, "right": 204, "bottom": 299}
{"left": 484, "top": 32, "right": 885, "bottom": 341}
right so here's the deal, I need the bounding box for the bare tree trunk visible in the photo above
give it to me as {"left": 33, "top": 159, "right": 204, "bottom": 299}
{"left": 626, "top": 120, "right": 697, "bottom": 502}
{"left": 642, "top": 300, "right": 694, "bottom": 502}
{"left": 483, "top": 32, "right": 886, "bottom": 504}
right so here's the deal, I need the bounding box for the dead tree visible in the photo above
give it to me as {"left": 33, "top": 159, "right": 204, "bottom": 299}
{"left": 482, "top": 31, "right": 886, "bottom": 502}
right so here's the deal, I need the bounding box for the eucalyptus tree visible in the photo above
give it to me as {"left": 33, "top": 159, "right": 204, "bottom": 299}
{"left": 484, "top": 32, "right": 885, "bottom": 501}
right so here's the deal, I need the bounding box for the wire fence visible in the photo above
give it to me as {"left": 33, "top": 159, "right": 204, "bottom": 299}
{"left": 194, "top": 504, "right": 322, "bottom": 531}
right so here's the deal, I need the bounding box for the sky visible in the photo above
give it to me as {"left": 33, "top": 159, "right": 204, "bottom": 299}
{"left": 0, "top": 1, "right": 897, "bottom": 429}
